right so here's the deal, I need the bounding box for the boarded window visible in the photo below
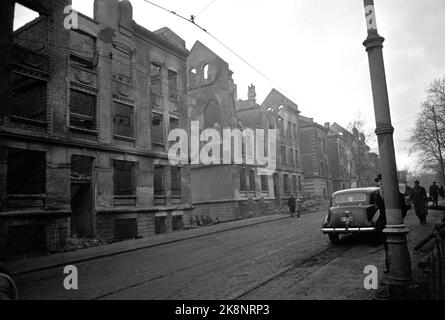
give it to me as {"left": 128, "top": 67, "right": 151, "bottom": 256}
{"left": 249, "top": 169, "right": 256, "bottom": 191}
{"left": 7, "top": 149, "right": 45, "bottom": 195}
{"left": 113, "top": 102, "right": 134, "bottom": 138}
{"left": 10, "top": 74, "right": 47, "bottom": 121}
{"left": 168, "top": 69, "right": 178, "bottom": 100}
{"left": 150, "top": 62, "right": 162, "bottom": 96}
{"left": 70, "top": 89, "right": 96, "bottom": 130}
{"left": 240, "top": 168, "right": 247, "bottom": 191}
{"left": 261, "top": 175, "right": 269, "bottom": 192}
{"left": 113, "top": 160, "right": 135, "bottom": 196}
{"left": 154, "top": 165, "right": 165, "bottom": 196}
{"left": 284, "top": 174, "right": 290, "bottom": 193}
{"left": 171, "top": 166, "right": 181, "bottom": 196}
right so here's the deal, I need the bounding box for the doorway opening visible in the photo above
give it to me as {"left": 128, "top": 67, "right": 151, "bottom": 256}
{"left": 70, "top": 156, "right": 94, "bottom": 238}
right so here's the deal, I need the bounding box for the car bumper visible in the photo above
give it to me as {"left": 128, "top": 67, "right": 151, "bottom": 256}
{"left": 322, "top": 227, "right": 376, "bottom": 234}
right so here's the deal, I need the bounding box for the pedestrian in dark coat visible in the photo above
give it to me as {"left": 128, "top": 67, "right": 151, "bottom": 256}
{"left": 410, "top": 180, "right": 428, "bottom": 224}
{"left": 288, "top": 195, "right": 296, "bottom": 218}
{"left": 440, "top": 185, "right": 444, "bottom": 198}
{"left": 429, "top": 182, "right": 440, "bottom": 207}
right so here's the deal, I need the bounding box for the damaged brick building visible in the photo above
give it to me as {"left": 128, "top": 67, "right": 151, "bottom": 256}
{"left": 0, "top": 0, "right": 192, "bottom": 255}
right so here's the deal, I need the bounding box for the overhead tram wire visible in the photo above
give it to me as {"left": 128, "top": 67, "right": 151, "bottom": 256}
{"left": 141, "top": 0, "right": 301, "bottom": 106}
{"left": 194, "top": 0, "right": 217, "bottom": 18}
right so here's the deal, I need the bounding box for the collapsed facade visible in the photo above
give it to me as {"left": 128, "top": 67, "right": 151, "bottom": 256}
{"left": 0, "top": 0, "right": 192, "bottom": 255}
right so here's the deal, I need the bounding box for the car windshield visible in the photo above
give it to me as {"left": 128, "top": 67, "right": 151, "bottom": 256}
{"left": 334, "top": 192, "right": 367, "bottom": 204}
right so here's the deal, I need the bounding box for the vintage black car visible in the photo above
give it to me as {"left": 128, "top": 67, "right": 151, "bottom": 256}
{"left": 322, "top": 187, "right": 386, "bottom": 243}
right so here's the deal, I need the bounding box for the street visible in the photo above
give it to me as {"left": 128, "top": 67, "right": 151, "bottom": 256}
{"left": 13, "top": 209, "right": 382, "bottom": 300}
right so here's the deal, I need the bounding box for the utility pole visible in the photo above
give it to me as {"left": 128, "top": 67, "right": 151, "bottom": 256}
{"left": 431, "top": 104, "right": 445, "bottom": 185}
{"left": 362, "top": 0, "right": 417, "bottom": 298}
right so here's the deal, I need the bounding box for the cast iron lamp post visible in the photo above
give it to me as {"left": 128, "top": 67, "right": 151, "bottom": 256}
{"left": 362, "top": 0, "right": 416, "bottom": 298}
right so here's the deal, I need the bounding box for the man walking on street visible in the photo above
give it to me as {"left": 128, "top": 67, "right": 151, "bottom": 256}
{"left": 410, "top": 180, "right": 428, "bottom": 224}
{"left": 288, "top": 195, "right": 296, "bottom": 218}
{"left": 429, "top": 181, "right": 440, "bottom": 208}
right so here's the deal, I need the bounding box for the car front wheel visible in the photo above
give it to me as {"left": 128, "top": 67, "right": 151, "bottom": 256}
{"left": 328, "top": 233, "right": 339, "bottom": 243}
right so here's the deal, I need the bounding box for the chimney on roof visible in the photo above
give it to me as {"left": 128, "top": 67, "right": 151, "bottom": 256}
{"left": 324, "top": 122, "right": 330, "bottom": 129}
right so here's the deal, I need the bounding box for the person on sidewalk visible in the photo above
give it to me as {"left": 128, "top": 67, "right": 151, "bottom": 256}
{"left": 410, "top": 180, "right": 428, "bottom": 224}
{"left": 429, "top": 181, "right": 440, "bottom": 208}
{"left": 440, "top": 185, "right": 444, "bottom": 199}
{"left": 288, "top": 195, "right": 296, "bottom": 218}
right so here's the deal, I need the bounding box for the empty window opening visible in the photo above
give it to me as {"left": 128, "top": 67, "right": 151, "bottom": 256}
{"left": 240, "top": 168, "right": 247, "bottom": 191}
{"left": 168, "top": 69, "right": 178, "bottom": 100}
{"left": 261, "top": 175, "right": 269, "bottom": 192}
{"left": 249, "top": 169, "right": 256, "bottom": 191}
{"left": 113, "top": 160, "right": 135, "bottom": 196}
{"left": 284, "top": 174, "right": 290, "bottom": 194}
{"left": 203, "top": 64, "right": 209, "bottom": 80}
{"left": 70, "top": 30, "right": 96, "bottom": 63}
{"left": 70, "top": 89, "right": 96, "bottom": 131}
{"left": 281, "top": 146, "right": 287, "bottom": 164}
{"left": 189, "top": 68, "right": 197, "bottom": 89}
{"left": 13, "top": 3, "right": 40, "bottom": 31}
{"left": 293, "top": 175, "right": 298, "bottom": 194}
{"left": 10, "top": 73, "right": 47, "bottom": 121}
{"left": 154, "top": 165, "right": 165, "bottom": 196}
{"left": 289, "top": 148, "right": 294, "bottom": 166}
{"left": 152, "top": 113, "right": 164, "bottom": 149}
{"left": 171, "top": 166, "right": 182, "bottom": 197}
{"left": 295, "top": 149, "right": 299, "bottom": 168}
{"left": 7, "top": 149, "right": 45, "bottom": 195}
{"left": 113, "top": 102, "right": 134, "bottom": 138}
{"left": 150, "top": 62, "right": 162, "bottom": 96}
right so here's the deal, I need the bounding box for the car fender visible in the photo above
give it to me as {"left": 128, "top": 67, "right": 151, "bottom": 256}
{"left": 322, "top": 214, "right": 329, "bottom": 227}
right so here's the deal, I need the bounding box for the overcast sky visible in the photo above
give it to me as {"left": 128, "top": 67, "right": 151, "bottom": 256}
{"left": 14, "top": 0, "right": 445, "bottom": 173}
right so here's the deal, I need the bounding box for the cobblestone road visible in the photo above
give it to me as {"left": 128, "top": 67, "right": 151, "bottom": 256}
{"left": 14, "top": 209, "right": 374, "bottom": 300}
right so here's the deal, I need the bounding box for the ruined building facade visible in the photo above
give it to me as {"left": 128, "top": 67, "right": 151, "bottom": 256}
{"left": 298, "top": 116, "right": 331, "bottom": 199}
{"left": 0, "top": 0, "right": 192, "bottom": 254}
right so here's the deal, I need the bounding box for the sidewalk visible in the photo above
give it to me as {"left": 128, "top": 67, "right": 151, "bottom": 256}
{"left": 289, "top": 205, "right": 445, "bottom": 300}
{"left": 4, "top": 213, "right": 292, "bottom": 276}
